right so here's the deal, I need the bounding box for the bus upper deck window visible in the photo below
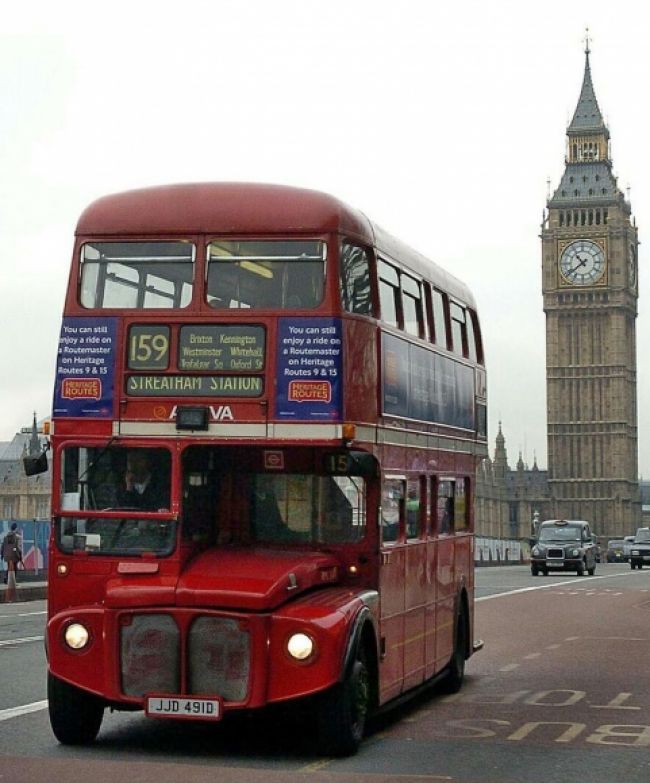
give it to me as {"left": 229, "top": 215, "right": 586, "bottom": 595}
{"left": 378, "top": 260, "right": 400, "bottom": 328}
{"left": 450, "top": 302, "right": 468, "bottom": 357}
{"left": 79, "top": 241, "right": 195, "bottom": 309}
{"left": 431, "top": 288, "right": 448, "bottom": 349}
{"left": 206, "top": 240, "right": 325, "bottom": 310}
{"left": 401, "top": 274, "right": 424, "bottom": 339}
{"left": 340, "top": 241, "right": 373, "bottom": 315}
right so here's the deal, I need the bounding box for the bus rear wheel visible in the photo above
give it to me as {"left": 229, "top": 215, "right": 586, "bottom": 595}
{"left": 316, "top": 654, "right": 370, "bottom": 756}
{"left": 440, "top": 608, "right": 467, "bottom": 694}
{"left": 48, "top": 672, "right": 104, "bottom": 745}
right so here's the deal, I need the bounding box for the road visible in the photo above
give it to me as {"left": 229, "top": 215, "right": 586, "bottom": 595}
{"left": 1, "top": 563, "right": 649, "bottom": 782}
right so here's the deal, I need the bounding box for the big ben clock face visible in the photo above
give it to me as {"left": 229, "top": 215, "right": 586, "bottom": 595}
{"left": 559, "top": 240, "right": 606, "bottom": 286}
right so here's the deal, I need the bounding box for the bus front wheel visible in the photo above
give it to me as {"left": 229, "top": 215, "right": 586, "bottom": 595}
{"left": 316, "top": 653, "right": 370, "bottom": 756}
{"left": 48, "top": 672, "right": 104, "bottom": 745}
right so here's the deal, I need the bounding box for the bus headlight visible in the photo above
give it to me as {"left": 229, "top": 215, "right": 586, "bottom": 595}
{"left": 532, "top": 546, "right": 541, "bottom": 557}
{"left": 64, "top": 623, "right": 90, "bottom": 650}
{"left": 287, "top": 632, "right": 314, "bottom": 661}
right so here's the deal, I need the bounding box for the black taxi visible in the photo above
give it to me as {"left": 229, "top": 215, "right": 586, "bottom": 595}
{"left": 530, "top": 519, "right": 597, "bottom": 577}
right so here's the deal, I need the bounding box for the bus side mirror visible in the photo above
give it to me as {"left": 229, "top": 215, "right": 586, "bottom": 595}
{"left": 23, "top": 445, "right": 49, "bottom": 476}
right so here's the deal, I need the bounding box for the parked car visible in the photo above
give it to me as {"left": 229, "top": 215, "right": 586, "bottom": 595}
{"left": 530, "top": 519, "right": 597, "bottom": 577}
{"left": 606, "top": 539, "right": 626, "bottom": 562}
{"left": 629, "top": 528, "right": 650, "bottom": 570}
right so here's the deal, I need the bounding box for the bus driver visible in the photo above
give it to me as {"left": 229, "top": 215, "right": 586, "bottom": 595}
{"left": 119, "top": 450, "right": 168, "bottom": 511}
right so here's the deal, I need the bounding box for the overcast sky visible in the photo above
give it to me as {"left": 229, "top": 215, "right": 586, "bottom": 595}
{"left": 2, "top": 1, "right": 650, "bottom": 473}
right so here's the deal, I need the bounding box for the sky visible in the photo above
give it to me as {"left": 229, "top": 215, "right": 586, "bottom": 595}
{"left": 2, "top": 0, "right": 650, "bottom": 473}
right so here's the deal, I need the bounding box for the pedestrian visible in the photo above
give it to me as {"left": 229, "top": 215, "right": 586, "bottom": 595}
{"left": 1, "top": 523, "right": 22, "bottom": 584}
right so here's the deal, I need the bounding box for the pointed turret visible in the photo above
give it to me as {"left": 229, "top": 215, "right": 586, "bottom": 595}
{"left": 28, "top": 412, "right": 41, "bottom": 457}
{"left": 549, "top": 37, "right": 626, "bottom": 211}
{"left": 493, "top": 422, "right": 508, "bottom": 481}
{"left": 567, "top": 42, "right": 607, "bottom": 135}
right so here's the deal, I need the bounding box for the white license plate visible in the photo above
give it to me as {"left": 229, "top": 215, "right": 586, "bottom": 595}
{"left": 146, "top": 696, "right": 222, "bottom": 720}
{"left": 546, "top": 561, "right": 562, "bottom": 567}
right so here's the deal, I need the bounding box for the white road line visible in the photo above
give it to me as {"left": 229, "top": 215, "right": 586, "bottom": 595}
{"left": 477, "top": 570, "right": 639, "bottom": 601}
{"left": 0, "top": 635, "right": 44, "bottom": 647}
{"left": 499, "top": 663, "right": 520, "bottom": 671}
{"left": 0, "top": 610, "right": 46, "bottom": 620}
{"left": 0, "top": 700, "right": 48, "bottom": 722}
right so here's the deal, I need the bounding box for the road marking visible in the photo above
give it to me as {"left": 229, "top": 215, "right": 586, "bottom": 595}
{"left": 0, "top": 635, "right": 44, "bottom": 647}
{"left": 477, "top": 570, "right": 645, "bottom": 602}
{"left": 0, "top": 700, "right": 48, "bottom": 722}
{"left": 524, "top": 653, "right": 541, "bottom": 659}
{"left": 0, "top": 610, "right": 46, "bottom": 620}
{"left": 579, "top": 636, "right": 648, "bottom": 642}
{"left": 500, "top": 663, "right": 520, "bottom": 671}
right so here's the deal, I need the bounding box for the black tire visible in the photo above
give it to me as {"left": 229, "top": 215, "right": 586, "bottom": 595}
{"left": 440, "top": 609, "right": 467, "bottom": 695}
{"left": 577, "top": 561, "right": 585, "bottom": 576}
{"left": 587, "top": 565, "right": 596, "bottom": 576}
{"left": 316, "top": 654, "right": 370, "bottom": 756}
{"left": 48, "top": 672, "right": 104, "bottom": 745}
{"left": 531, "top": 566, "right": 539, "bottom": 576}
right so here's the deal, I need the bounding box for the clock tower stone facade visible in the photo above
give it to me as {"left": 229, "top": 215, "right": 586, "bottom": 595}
{"left": 541, "top": 43, "right": 640, "bottom": 537}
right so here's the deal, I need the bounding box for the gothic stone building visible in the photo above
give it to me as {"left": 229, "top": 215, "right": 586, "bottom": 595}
{"left": 476, "top": 43, "right": 642, "bottom": 543}
{"left": 0, "top": 416, "right": 51, "bottom": 526}
{"left": 539, "top": 42, "right": 641, "bottom": 537}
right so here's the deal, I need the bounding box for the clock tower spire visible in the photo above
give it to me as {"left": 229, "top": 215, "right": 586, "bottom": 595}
{"left": 541, "top": 39, "right": 640, "bottom": 537}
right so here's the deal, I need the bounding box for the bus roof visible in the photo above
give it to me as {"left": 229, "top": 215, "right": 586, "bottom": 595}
{"left": 76, "top": 182, "right": 475, "bottom": 306}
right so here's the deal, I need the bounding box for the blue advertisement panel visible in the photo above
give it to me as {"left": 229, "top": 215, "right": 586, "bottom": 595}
{"left": 382, "top": 333, "right": 475, "bottom": 430}
{"left": 0, "top": 520, "right": 50, "bottom": 574}
{"left": 276, "top": 318, "right": 343, "bottom": 421}
{"left": 52, "top": 317, "right": 118, "bottom": 418}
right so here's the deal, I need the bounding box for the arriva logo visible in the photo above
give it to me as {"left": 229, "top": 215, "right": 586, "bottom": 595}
{"left": 169, "top": 405, "right": 234, "bottom": 421}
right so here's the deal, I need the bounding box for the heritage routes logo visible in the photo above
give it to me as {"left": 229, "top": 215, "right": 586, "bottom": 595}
{"left": 288, "top": 380, "right": 332, "bottom": 403}
{"left": 61, "top": 378, "right": 102, "bottom": 400}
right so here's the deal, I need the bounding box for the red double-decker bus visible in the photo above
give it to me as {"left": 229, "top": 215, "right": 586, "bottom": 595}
{"left": 43, "top": 183, "right": 487, "bottom": 755}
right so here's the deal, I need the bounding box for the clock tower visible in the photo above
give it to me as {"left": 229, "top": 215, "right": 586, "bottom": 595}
{"left": 541, "top": 40, "right": 640, "bottom": 537}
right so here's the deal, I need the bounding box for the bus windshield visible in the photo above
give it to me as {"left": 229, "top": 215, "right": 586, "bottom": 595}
{"left": 56, "top": 445, "right": 174, "bottom": 556}
{"left": 248, "top": 473, "right": 366, "bottom": 544}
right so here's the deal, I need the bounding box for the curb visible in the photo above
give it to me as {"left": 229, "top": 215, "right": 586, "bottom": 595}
{"left": 0, "top": 583, "right": 47, "bottom": 603}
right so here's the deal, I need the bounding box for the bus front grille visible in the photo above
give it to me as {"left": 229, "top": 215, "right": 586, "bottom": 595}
{"left": 120, "top": 613, "right": 251, "bottom": 702}
{"left": 121, "top": 614, "right": 180, "bottom": 697}
{"left": 188, "top": 617, "right": 250, "bottom": 702}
